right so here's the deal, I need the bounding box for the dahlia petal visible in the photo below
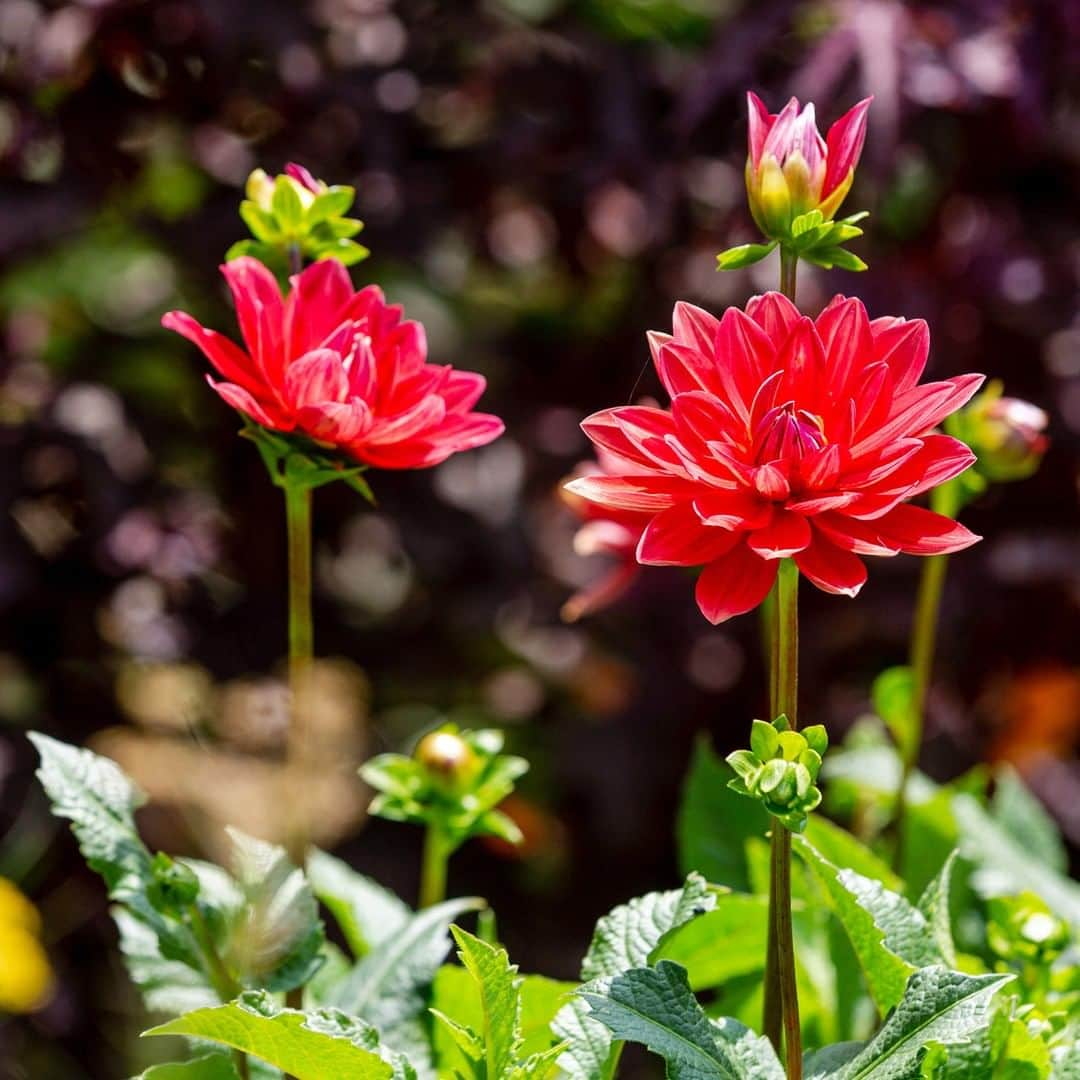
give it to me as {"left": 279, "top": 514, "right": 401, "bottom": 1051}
{"left": 815, "top": 513, "right": 902, "bottom": 557}
{"left": 778, "top": 316, "right": 827, "bottom": 412}
{"left": 366, "top": 394, "right": 447, "bottom": 446}
{"left": 748, "top": 509, "right": 812, "bottom": 559}
{"left": 297, "top": 399, "right": 373, "bottom": 444}
{"left": 656, "top": 341, "right": 722, "bottom": 398}
{"left": 636, "top": 503, "right": 741, "bottom": 566}
{"left": 841, "top": 438, "right": 923, "bottom": 489}
{"left": 794, "top": 529, "right": 868, "bottom": 596}
{"left": 441, "top": 370, "right": 488, "bottom": 412}
{"left": 746, "top": 91, "right": 774, "bottom": 170}
{"left": 851, "top": 361, "right": 894, "bottom": 439}
{"left": 647, "top": 330, "right": 674, "bottom": 367}
{"left": 748, "top": 369, "right": 786, "bottom": 430}
{"left": 801, "top": 443, "right": 841, "bottom": 488}
{"left": 745, "top": 291, "right": 800, "bottom": 340}
{"left": 284, "top": 258, "right": 354, "bottom": 357}
{"left": 284, "top": 348, "right": 350, "bottom": 408}
{"left": 346, "top": 338, "right": 378, "bottom": 402}
{"left": 671, "top": 391, "right": 743, "bottom": 447}
{"left": 816, "top": 295, "right": 872, "bottom": 398}
{"left": 206, "top": 377, "right": 286, "bottom": 429}
{"left": 220, "top": 257, "right": 286, "bottom": 383}
{"left": 695, "top": 541, "right": 778, "bottom": 624}
{"left": 574, "top": 520, "right": 640, "bottom": 557}
{"left": 693, "top": 490, "right": 772, "bottom": 529}
{"left": 871, "top": 317, "right": 930, "bottom": 392}
{"left": 822, "top": 97, "right": 872, "bottom": 199}
{"left": 901, "top": 434, "right": 977, "bottom": 498}
{"left": 162, "top": 311, "right": 264, "bottom": 395}
{"left": 672, "top": 301, "right": 721, "bottom": 358}
{"left": 871, "top": 504, "right": 981, "bottom": 555}
{"left": 583, "top": 407, "right": 682, "bottom": 473}
{"left": 761, "top": 97, "right": 801, "bottom": 162}
{"left": 754, "top": 462, "right": 791, "bottom": 500}
{"left": 716, "top": 306, "right": 775, "bottom": 419}
{"left": 786, "top": 491, "right": 859, "bottom": 514}
{"left": 564, "top": 475, "right": 694, "bottom": 513}
{"left": 357, "top": 413, "right": 504, "bottom": 469}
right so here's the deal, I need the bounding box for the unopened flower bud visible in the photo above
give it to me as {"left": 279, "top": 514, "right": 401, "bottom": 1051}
{"left": 147, "top": 853, "right": 200, "bottom": 915}
{"left": 416, "top": 730, "right": 480, "bottom": 793}
{"left": 949, "top": 381, "right": 1049, "bottom": 485}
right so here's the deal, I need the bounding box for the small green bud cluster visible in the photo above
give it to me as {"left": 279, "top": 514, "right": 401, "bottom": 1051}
{"left": 361, "top": 724, "right": 528, "bottom": 851}
{"left": 726, "top": 716, "right": 828, "bottom": 832}
{"left": 987, "top": 892, "right": 1071, "bottom": 968}
{"left": 146, "top": 852, "right": 200, "bottom": 917}
{"left": 227, "top": 163, "right": 369, "bottom": 271}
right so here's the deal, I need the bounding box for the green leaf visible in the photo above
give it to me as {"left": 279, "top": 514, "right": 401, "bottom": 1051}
{"left": 952, "top": 794, "right": 1080, "bottom": 925}
{"left": 134, "top": 1054, "right": 242, "bottom": 1079}
{"left": 917, "top": 852, "right": 959, "bottom": 969}
{"left": 805, "top": 1043, "right": 865, "bottom": 1078}
{"left": 307, "top": 848, "right": 411, "bottom": 959}
{"left": 716, "top": 241, "right": 777, "bottom": 270}
{"left": 581, "top": 872, "right": 716, "bottom": 980}
{"left": 678, "top": 737, "right": 769, "bottom": 891}
{"left": 450, "top": 926, "right": 521, "bottom": 1080}
{"left": 225, "top": 828, "right": 324, "bottom": 993}
{"left": 239, "top": 201, "right": 280, "bottom": 243}
{"left": 803, "top": 816, "right": 904, "bottom": 893}
{"left": 872, "top": 667, "right": 918, "bottom": 765}
{"left": 580, "top": 961, "right": 785, "bottom": 1080}
{"left": 272, "top": 175, "right": 305, "bottom": 230}
{"left": 306, "top": 186, "right": 356, "bottom": 223}
{"left": 555, "top": 874, "right": 716, "bottom": 1080}
{"left": 144, "top": 991, "right": 397, "bottom": 1080}
{"left": 325, "top": 896, "right": 485, "bottom": 1063}
{"left": 791, "top": 210, "right": 825, "bottom": 236}
{"left": 654, "top": 894, "right": 769, "bottom": 990}
{"left": 991, "top": 769, "right": 1068, "bottom": 874}
{"left": 825, "top": 967, "right": 1012, "bottom": 1079}
{"left": 793, "top": 834, "right": 941, "bottom": 1014}
{"left": 804, "top": 246, "right": 868, "bottom": 271}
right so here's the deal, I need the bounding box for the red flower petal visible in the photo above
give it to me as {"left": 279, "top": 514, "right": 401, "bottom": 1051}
{"left": 206, "top": 377, "right": 287, "bottom": 429}
{"left": 870, "top": 317, "right": 929, "bottom": 392}
{"left": 220, "top": 257, "right": 285, "bottom": 383}
{"left": 746, "top": 291, "right": 800, "bottom": 341}
{"left": 693, "top": 490, "right": 771, "bottom": 529}
{"left": 564, "top": 474, "right": 695, "bottom": 513}
{"left": 637, "top": 503, "right": 740, "bottom": 566}
{"left": 794, "top": 529, "right": 868, "bottom": 596}
{"left": 816, "top": 295, "right": 873, "bottom": 398}
{"left": 871, "top": 504, "right": 981, "bottom": 555}
{"left": 748, "top": 509, "right": 812, "bottom": 559}
{"left": 284, "top": 348, "right": 350, "bottom": 407}
{"left": 695, "top": 541, "right": 778, "bottom": 624}
{"left": 746, "top": 91, "right": 774, "bottom": 170}
{"left": 162, "top": 311, "right": 265, "bottom": 397}
{"left": 822, "top": 97, "right": 872, "bottom": 198}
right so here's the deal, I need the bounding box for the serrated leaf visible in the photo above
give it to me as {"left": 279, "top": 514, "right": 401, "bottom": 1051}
{"left": 678, "top": 738, "right": 769, "bottom": 891}
{"left": 804, "top": 1043, "right": 865, "bottom": 1078}
{"left": 794, "top": 834, "right": 941, "bottom": 1014}
{"left": 654, "top": 894, "right": 768, "bottom": 990}
{"left": 553, "top": 998, "right": 621, "bottom": 1080}
{"left": 581, "top": 872, "right": 716, "bottom": 980}
{"left": 716, "top": 241, "right": 777, "bottom": 270}
{"left": 803, "top": 816, "right": 903, "bottom": 893}
{"left": 325, "top": 895, "right": 484, "bottom": 1067}
{"left": 144, "top": 991, "right": 396, "bottom": 1080}
{"left": 452, "top": 926, "right": 521, "bottom": 1080}
{"left": 134, "top": 1053, "right": 242, "bottom": 1079}
{"left": 580, "top": 961, "right": 785, "bottom": 1080}
{"left": 431, "top": 1008, "right": 484, "bottom": 1062}
{"left": 991, "top": 769, "right": 1067, "bottom": 874}
{"left": 225, "top": 828, "right": 323, "bottom": 993}
{"left": 826, "top": 967, "right": 1012, "bottom": 1079}
{"left": 917, "top": 852, "right": 958, "bottom": 969}
{"left": 307, "top": 849, "right": 411, "bottom": 959}
{"left": 952, "top": 794, "right": 1080, "bottom": 925}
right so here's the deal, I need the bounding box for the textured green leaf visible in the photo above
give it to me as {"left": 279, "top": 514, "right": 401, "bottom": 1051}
{"left": 1052, "top": 1038, "right": 1080, "bottom": 1079}
{"left": 581, "top": 872, "right": 716, "bottom": 980}
{"left": 952, "top": 794, "right": 1080, "bottom": 925}
{"left": 803, "top": 817, "right": 903, "bottom": 893}
{"left": 307, "top": 848, "right": 411, "bottom": 959}
{"left": 917, "top": 852, "right": 958, "bottom": 969}
{"left": 794, "top": 835, "right": 940, "bottom": 1014}
{"left": 134, "top": 1054, "right": 242, "bottom": 1079}
{"left": 804, "top": 1043, "right": 864, "bottom": 1078}
{"left": 325, "top": 895, "right": 484, "bottom": 1068}
{"left": 828, "top": 967, "right": 1012, "bottom": 1079}
{"left": 555, "top": 875, "right": 717, "bottom": 1080}
{"left": 225, "top": 828, "right": 324, "bottom": 993}
{"left": 580, "top": 961, "right": 784, "bottom": 1080}
{"left": 716, "top": 242, "right": 777, "bottom": 270}
{"left": 144, "top": 991, "right": 396, "bottom": 1080}
{"left": 678, "top": 738, "right": 769, "bottom": 891}
{"left": 451, "top": 926, "right": 521, "bottom": 1080}
{"left": 991, "top": 769, "right": 1067, "bottom": 874}
{"left": 654, "top": 894, "right": 768, "bottom": 990}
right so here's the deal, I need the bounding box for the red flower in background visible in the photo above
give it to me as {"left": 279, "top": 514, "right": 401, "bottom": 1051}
{"left": 560, "top": 450, "right": 649, "bottom": 622}
{"left": 566, "top": 293, "right": 983, "bottom": 623}
{"left": 163, "top": 257, "right": 503, "bottom": 469}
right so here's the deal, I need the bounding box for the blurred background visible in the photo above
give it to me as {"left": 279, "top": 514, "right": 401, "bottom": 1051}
{"left": 0, "top": 0, "right": 1077, "bottom": 1074}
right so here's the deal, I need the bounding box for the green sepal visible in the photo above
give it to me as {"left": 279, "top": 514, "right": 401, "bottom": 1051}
{"left": 716, "top": 240, "right": 777, "bottom": 271}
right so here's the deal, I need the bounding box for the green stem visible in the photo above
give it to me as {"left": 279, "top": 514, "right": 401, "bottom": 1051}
{"left": 779, "top": 247, "right": 798, "bottom": 304}
{"left": 419, "top": 824, "right": 449, "bottom": 909}
{"left": 894, "top": 479, "right": 961, "bottom": 871}
{"left": 189, "top": 905, "right": 249, "bottom": 1079}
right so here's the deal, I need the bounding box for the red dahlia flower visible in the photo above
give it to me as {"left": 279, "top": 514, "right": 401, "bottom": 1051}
{"left": 746, "top": 92, "right": 871, "bottom": 239}
{"left": 565, "top": 293, "right": 983, "bottom": 623}
{"left": 162, "top": 256, "right": 503, "bottom": 469}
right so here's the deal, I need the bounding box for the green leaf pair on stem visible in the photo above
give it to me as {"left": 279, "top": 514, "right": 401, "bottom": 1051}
{"left": 716, "top": 210, "right": 869, "bottom": 274}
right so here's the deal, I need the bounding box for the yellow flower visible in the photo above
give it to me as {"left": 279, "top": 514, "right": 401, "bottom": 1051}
{"left": 0, "top": 878, "right": 54, "bottom": 1013}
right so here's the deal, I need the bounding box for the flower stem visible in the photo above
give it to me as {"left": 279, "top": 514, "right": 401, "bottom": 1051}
{"left": 189, "top": 904, "right": 249, "bottom": 1079}
{"left": 283, "top": 478, "right": 313, "bottom": 865}
{"left": 419, "top": 824, "right": 449, "bottom": 909}
{"left": 893, "top": 479, "right": 961, "bottom": 871}
{"left": 779, "top": 247, "right": 798, "bottom": 303}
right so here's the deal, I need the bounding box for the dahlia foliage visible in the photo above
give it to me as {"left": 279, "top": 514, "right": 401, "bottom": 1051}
{"left": 163, "top": 256, "right": 503, "bottom": 470}
{"left": 566, "top": 292, "right": 983, "bottom": 623}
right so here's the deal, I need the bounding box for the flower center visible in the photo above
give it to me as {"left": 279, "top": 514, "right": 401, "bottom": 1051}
{"left": 754, "top": 401, "right": 826, "bottom": 465}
